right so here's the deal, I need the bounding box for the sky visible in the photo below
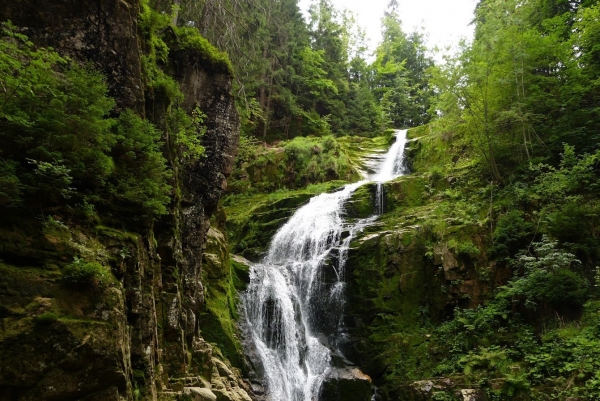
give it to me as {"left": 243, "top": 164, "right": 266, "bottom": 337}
{"left": 298, "top": 0, "right": 479, "bottom": 61}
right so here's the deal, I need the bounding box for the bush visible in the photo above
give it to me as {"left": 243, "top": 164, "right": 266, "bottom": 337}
{"left": 109, "top": 110, "right": 171, "bottom": 217}
{"left": 491, "top": 210, "right": 535, "bottom": 261}
{"left": 62, "top": 258, "right": 110, "bottom": 287}
{"left": 498, "top": 237, "right": 589, "bottom": 310}
{"left": 0, "top": 160, "right": 21, "bottom": 207}
{"left": 0, "top": 22, "right": 116, "bottom": 208}
{"left": 283, "top": 136, "right": 353, "bottom": 187}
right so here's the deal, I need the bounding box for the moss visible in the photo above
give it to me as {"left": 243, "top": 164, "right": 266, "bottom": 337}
{"left": 62, "top": 259, "right": 115, "bottom": 288}
{"left": 230, "top": 135, "right": 363, "bottom": 195}
{"left": 345, "top": 224, "right": 449, "bottom": 388}
{"left": 94, "top": 225, "right": 139, "bottom": 241}
{"left": 336, "top": 125, "right": 499, "bottom": 399}
{"left": 201, "top": 279, "right": 244, "bottom": 369}
{"left": 337, "top": 134, "right": 392, "bottom": 176}
{"left": 0, "top": 260, "right": 61, "bottom": 280}
{"left": 174, "top": 27, "right": 233, "bottom": 76}
{"left": 345, "top": 183, "right": 376, "bottom": 218}
{"left": 384, "top": 175, "right": 428, "bottom": 211}
{"left": 34, "top": 312, "right": 58, "bottom": 325}
{"left": 231, "top": 258, "right": 250, "bottom": 291}
{"left": 201, "top": 228, "right": 247, "bottom": 372}
{"left": 0, "top": 218, "right": 72, "bottom": 266}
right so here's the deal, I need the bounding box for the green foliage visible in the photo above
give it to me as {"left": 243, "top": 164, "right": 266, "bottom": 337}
{"left": 174, "top": 26, "right": 233, "bottom": 75}
{"left": 491, "top": 210, "right": 535, "bottom": 261}
{"left": 0, "top": 22, "right": 116, "bottom": 208}
{"left": 373, "top": 7, "right": 434, "bottom": 128}
{"left": 62, "top": 257, "right": 112, "bottom": 287}
{"left": 361, "top": 118, "right": 600, "bottom": 398}
{"left": 167, "top": 106, "right": 206, "bottom": 163}
{"left": 0, "top": 159, "right": 21, "bottom": 206}
{"left": 423, "top": 236, "right": 596, "bottom": 398}
{"left": 110, "top": 110, "right": 171, "bottom": 217}
{"left": 499, "top": 238, "right": 589, "bottom": 310}
{"left": 525, "top": 146, "right": 600, "bottom": 257}
{"left": 229, "top": 135, "right": 358, "bottom": 194}
{"left": 430, "top": 0, "right": 600, "bottom": 181}
{"left": 175, "top": 0, "right": 390, "bottom": 140}
{"left": 448, "top": 238, "right": 481, "bottom": 258}
{"left": 283, "top": 136, "right": 353, "bottom": 187}
{"left": 34, "top": 312, "right": 59, "bottom": 325}
{"left": 0, "top": 22, "right": 174, "bottom": 221}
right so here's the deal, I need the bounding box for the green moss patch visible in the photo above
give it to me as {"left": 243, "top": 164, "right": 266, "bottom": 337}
{"left": 173, "top": 27, "right": 233, "bottom": 76}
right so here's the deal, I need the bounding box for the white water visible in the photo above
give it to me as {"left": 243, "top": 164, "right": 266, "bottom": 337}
{"left": 243, "top": 129, "right": 408, "bottom": 401}
{"left": 373, "top": 130, "right": 408, "bottom": 215}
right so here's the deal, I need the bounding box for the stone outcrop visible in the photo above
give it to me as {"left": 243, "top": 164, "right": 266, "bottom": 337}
{"left": 319, "top": 367, "right": 372, "bottom": 401}
{"left": 0, "top": 1, "right": 248, "bottom": 400}
{"left": 341, "top": 173, "right": 498, "bottom": 400}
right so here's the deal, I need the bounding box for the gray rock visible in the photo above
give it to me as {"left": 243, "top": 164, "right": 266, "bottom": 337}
{"left": 459, "top": 389, "right": 485, "bottom": 401}
{"left": 319, "top": 366, "right": 372, "bottom": 401}
{"left": 183, "top": 387, "right": 218, "bottom": 401}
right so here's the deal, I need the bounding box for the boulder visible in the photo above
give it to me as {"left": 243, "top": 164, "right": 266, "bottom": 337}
{"left": 183, "top": 387, "right": 218, "bottom": 401}
{"left": 459, "top": 389, "right": 485, "bottom": 401}
{"left": 319, "top": 367, "right": 372, "bottom": 401}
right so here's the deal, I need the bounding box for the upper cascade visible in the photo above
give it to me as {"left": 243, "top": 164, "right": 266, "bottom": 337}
{"left": 373, "top": 129, "right": 409, "bottom": 182}
{"left": 243, "top": 130, "right": 408, "bottom": 401}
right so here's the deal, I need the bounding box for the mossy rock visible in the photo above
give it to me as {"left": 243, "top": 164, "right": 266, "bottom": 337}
{"left": 168, "top": 26, "right": 233, "bottom": 76}
{"left": 231, "top": 255, "right": 251, "bottom": 291}
{"left": 320, "top": 367, "right": 373, "bottom": 401}
{"left": 342, "top": 222, "right": 450, "bottom": 392}
{"left": 344, "top": 183, "right": 377, "bottom": 218}
{"left": 201, "top": 227, "right": 246, "bottom": 373}
{"left": 384, "top": 175, "right": 428, "bottom": 212}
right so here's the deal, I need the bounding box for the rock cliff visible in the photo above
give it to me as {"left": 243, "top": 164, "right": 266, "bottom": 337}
{"left": 0, "top": 2, "right": 250, "bottom": 400}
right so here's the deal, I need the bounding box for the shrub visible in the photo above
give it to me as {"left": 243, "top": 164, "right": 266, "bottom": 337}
{"left": 498, "top": 237, "right": 589, "bottom": 310}
{"left": 110, "top": 110, "right": 171, "bottom": 217}
{"left": 0, "top": 22, "right": 116, "bottom": 208}
{"left": 491, "top": 210, "right": 535, "bottom": 261}
{"left": 62, "top": 258, "right": 110, "bottom": 287}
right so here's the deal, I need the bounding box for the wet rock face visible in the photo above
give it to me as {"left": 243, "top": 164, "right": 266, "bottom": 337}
{"left": 0, "top": 0, "right": 145, "bottom": 113}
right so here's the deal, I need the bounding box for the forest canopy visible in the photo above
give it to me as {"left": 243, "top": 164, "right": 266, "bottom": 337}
{"left": 165, "top": 0, "right": 434, "bottom": 140}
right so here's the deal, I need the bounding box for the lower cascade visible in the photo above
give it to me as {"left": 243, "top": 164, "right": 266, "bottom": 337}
{"left": 243, "top": 130, "right": 408, "bottom": 401}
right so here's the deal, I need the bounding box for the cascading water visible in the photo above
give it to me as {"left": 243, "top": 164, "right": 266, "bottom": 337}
{"left": 242, "top": 129, "right": 408, "bottom": 401}
{"left": 373, "top": 130, "right": 408, "bottom": 215}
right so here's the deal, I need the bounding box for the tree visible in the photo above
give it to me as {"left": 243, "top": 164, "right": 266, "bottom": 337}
{"left": 0, "top": 23, "right": 115, "bottom": 207}
{"left": 373, "top": 4, "right": 434, "bottom": 127}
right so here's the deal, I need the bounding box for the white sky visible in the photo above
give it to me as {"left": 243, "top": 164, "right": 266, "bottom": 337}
{"left": 298, "top": 0, "right": 478, "bottom": 62}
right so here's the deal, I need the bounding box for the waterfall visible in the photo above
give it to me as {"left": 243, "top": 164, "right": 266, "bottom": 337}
{"left": 242, "top": 129, "right": 408, "bottom": 401}
{"left": 373, "top": 130, "right": 408, "bottom": 215}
